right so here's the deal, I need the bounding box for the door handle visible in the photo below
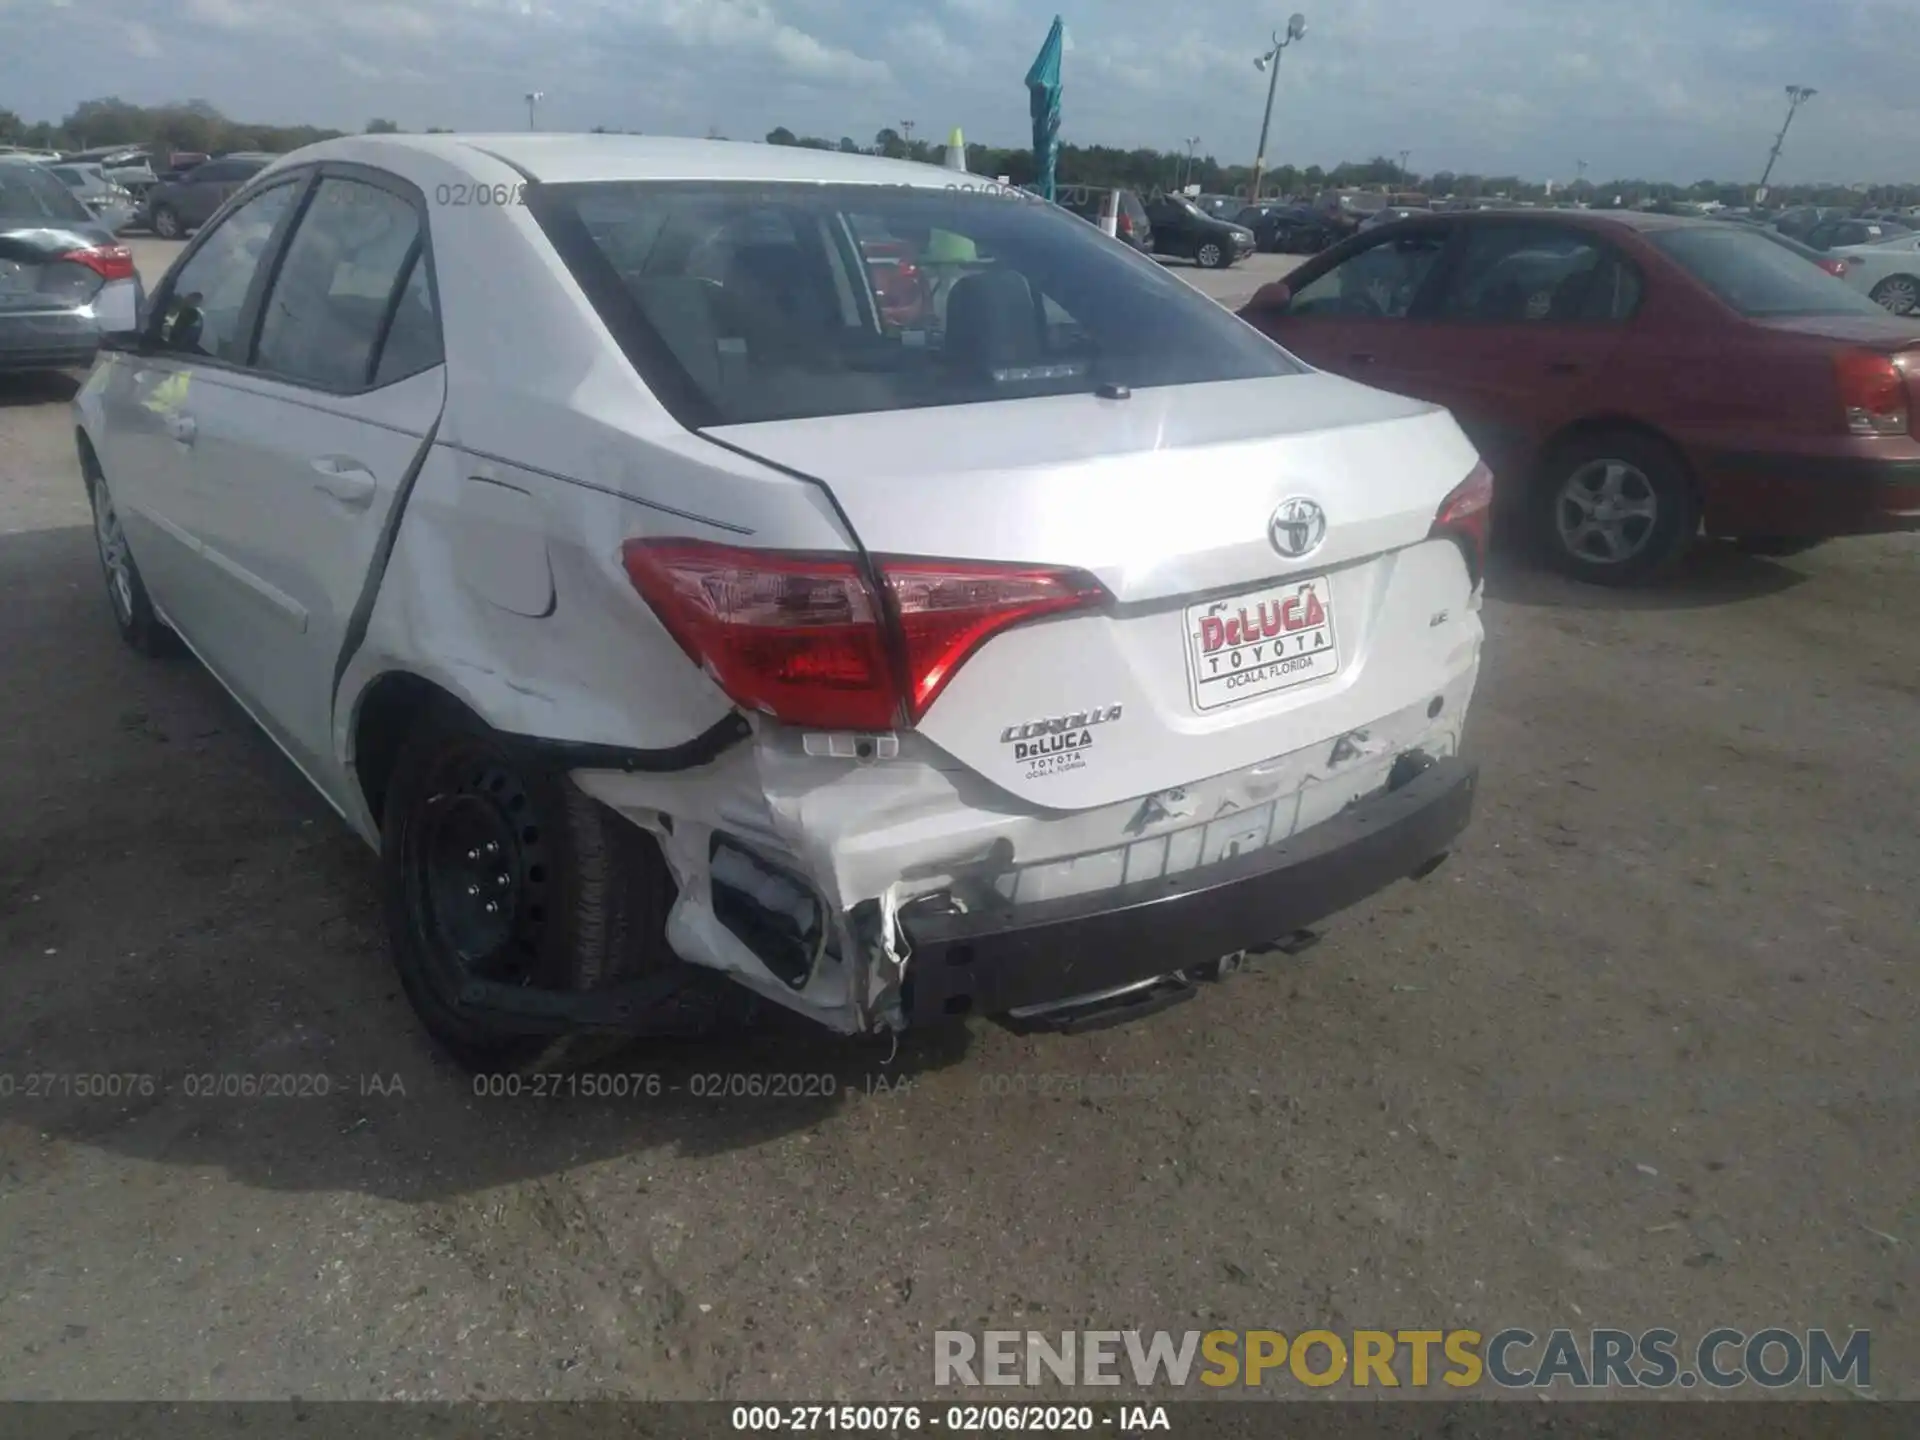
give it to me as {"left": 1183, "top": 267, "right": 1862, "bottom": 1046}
{"left": 166, "top": 413, "right": 196, "bottom": 445}
{"left": 310, "top": 457, "right": 378, "bottom": 508}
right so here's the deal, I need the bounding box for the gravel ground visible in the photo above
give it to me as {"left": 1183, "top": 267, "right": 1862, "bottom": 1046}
{"left": 0, "top": 240, "right": 1913, "bottom": 1401}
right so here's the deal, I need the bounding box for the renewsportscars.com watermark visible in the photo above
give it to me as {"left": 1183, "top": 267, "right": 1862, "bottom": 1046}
{"left": 934, "top": 1328, "right": 1871, "bottom": 1391}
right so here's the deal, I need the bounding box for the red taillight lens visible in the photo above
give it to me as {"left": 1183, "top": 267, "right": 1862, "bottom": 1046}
{"left": 1833, "top": 349, "right": 1911, "bottom": 437}
{"left": 60, "top": 245, "right": 135, "bottom": 282}
{"left": 1117, "top": 211, "right": 1133, "bottom": 237}
{"left": 621, "top": 541, "right": 897, "bottom": 730}
{"left": 1428, "top": 461, "right": 1495, "bottom": 584}
{"left": 620, "top": 541, "right": 1107, "bottom": 730}
{"left": 1818, "top": 257, "right": 1848, "bottom": 277}
{"left": 881, "top": 560, "right": 1108, "bottom": 721}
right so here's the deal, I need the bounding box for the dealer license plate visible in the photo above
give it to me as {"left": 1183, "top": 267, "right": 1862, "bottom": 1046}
{"left": 1184, "top": 575, "right": 1339, "bottom": 712}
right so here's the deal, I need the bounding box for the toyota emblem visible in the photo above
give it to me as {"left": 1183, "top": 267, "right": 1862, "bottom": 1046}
{"left": 1268, "top": 497, "right": 1327, "bottom": 559}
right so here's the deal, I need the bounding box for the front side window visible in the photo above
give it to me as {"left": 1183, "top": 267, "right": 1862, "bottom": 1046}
{"left": 154, "top": 180, "right": 301, "bottom": 361}
{"left": 255, "top": 177, "right": 424, "bottom": 389}
{"left": 1288, "top": 230, "right": 1447, "bottom": 319}
{"left": 1651, "top": 226, "right": 1888, "bottom": 318}
{"left": 535, "top": 180, "right": 1299, "bottom": 426}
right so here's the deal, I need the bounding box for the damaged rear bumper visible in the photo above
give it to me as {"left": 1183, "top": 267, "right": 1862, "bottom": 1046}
{"left": 568, "top": 670, "right": 1479, "bottom": 1037}
{"left": 889, "top": 756, "right": 1476, "bottom": 1024}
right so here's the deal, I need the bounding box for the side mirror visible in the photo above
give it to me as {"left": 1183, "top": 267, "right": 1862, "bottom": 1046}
{"left": 1242, "top": 280, "right": 1292, "bottom": 317}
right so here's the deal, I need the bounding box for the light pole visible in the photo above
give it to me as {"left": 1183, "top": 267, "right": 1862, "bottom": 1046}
{"left": 1398, "top": 149, "right": 1411, "bottom": 184}
{"left": 901, "top": 119, "right": 916, "bottom": 149}
{"left": 1180, "top": 135, "right": 1200, "bottom": 190}
{"left": 525, "top": 90, "right": 545, "bottom": 130}
{"left": 1757, "top": 85, "right": 1815, "bottom": 196}
{"left": 1248, "top": 13, "right": 1306, "bottom": 204}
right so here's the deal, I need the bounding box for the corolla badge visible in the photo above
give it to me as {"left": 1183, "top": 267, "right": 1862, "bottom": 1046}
{"left": 1268, "top": 496, "right": 1327, "bottom": 559}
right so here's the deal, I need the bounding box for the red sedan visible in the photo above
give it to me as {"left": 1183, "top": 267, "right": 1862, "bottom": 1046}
{"left": 1240, "top": 211, "right": 1920, "bottom": 583}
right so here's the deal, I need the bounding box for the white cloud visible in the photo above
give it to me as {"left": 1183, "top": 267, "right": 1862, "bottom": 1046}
{"left": 646, "top": 0, "right": 891, "bottom": 85}
{"left": 0, "top": 0, "right": 1914, "bottom": 183}
{"left": 122, "top": 19, "right": 162, "bottom": 57}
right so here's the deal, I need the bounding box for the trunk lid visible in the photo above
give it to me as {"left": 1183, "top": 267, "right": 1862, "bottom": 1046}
{"left": 708, "top": 373, "right": 1484, "bottom": 808}
{"left": 1752, "top": 313, "right": 1920, "bottom": 349}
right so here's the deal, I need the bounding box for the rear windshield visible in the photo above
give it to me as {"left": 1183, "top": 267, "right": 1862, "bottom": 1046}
{"left": 0, "top": 162, "right": 92, "bottom": 223}
{"left": 1651, "top": 226, "right": 1888, "bottom": 317}
{"left": 533, "top": 180, "right": 1298, "bottom": 427}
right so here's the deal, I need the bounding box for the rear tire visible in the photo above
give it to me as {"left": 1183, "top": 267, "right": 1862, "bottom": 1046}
{"left": 1534, "top": 430, "right": 1699, "bottom": 586}
{"left": 379, "top": 703, "right": 702, "bottom": 1073}
{"left": 1869, "top": 274, "right": 1919, "bottom": 315}
{"left": 86, "top": 468, "right": 176, "bottom": 657}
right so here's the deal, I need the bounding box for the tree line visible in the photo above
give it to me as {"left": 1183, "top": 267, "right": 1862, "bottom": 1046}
{"left": 4, "top": 99, "right": 1913, "bottom": 210}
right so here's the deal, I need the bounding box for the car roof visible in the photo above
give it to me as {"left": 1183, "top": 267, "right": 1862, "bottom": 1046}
{"left": 262, "top": 133, "right": 986, "bottom": 192}
{"left": 1401, "top": 208, "right": 1728, "bottom": 235}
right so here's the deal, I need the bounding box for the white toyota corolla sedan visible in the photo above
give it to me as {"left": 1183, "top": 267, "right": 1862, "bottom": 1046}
{"left": 73, "top": 134, "right": 1488, "bottom": 1069}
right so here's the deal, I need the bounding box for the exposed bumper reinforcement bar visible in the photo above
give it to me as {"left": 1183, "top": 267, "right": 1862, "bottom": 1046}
{"left": 897, "top": 756, "right": 1478, "bottom": 1027}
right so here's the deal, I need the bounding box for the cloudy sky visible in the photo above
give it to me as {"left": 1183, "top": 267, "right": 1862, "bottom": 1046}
{"left": 2, "top": 0, "right": 1916, "bottom": 184}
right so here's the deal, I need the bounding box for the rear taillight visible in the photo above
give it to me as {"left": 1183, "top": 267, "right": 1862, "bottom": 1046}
{"left": 1818, "top": 257, "right": 1848, "bottom": 278}
{"left": 1833, "top": 349, "right": 1912, "bottom": 437}
{"left": 620, "top": 540, "right": 1107, "bottom": 730}
{"left": 1428, "top": 461, "right": 1495, "bottom": 585}
{"left": 59, "top": 244, "right": 135, "bottom": 281}
{"left": 1117, "top": 211, "right": 1133, "bottom": 237}
{"left": 882, "top": 560, "right": 1107, "bottom": 720}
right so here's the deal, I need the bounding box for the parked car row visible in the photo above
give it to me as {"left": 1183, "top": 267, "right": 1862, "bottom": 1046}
{"left": 1234, "top": 203, "right": 1341, "bottom": 254}
{"left": 140, "top": 152, "right": 277, "bottom": 237}
{"left": 1240, "top": 209, "right": 1920, "bottom": 584}
{"left": 1054, "top": 185, "right": 1255, "bottom": 267}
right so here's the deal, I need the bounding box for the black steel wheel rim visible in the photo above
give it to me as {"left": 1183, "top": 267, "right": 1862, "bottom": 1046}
{"left": 403, "top": 751, "right": 552, "bottom": 990}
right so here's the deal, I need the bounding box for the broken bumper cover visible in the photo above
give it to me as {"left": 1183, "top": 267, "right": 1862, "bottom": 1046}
{"left": 894, "top": 756, "right": 1477, "bottom": 1025}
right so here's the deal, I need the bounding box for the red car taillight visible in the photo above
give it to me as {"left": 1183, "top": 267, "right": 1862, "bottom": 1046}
{"left": 59, "top": 244, "right": 135, "bottom": 282}
{"left": 620, "top": 540, "right": 1107, "bottom": 729}
{"left": 882, "top": 559, "right": 1108, "bottom": 720}
{"left": 1833, "top": 349, "right": 1912, "bottom": 437}
{"left": 1818, "top": 257, "right": 1848, "bottom": 278}
{"left": 1117, "top": 210, "right": 1134, "bottom": 238}
{"left": 1428, "top": 462, "right": 1495, "bottom": 585}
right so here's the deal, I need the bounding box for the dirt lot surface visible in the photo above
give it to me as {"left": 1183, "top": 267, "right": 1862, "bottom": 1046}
{"left": 0, "top": 240, "right": 1913, "bottom": 1401}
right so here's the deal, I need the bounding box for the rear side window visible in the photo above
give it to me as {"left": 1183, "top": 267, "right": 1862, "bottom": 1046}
{"left": 1651, "top": 226, "right": 1888, "bottom": 317}
{"left": 1435, "top": 225, "right": 1638, "bottom": 323}
{"left": 256, "top": 177, "right": 425, "bottom": 389}
{"left": 371, "top": 249, "right": 444, "bottom": 386}
{"left": 532, "top": 180, "right": 1298, "bottom": 426}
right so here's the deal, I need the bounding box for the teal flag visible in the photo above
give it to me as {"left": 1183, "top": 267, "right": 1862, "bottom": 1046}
{"left": 1025, "top": 15, "right": 1064, "bottom": 202}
